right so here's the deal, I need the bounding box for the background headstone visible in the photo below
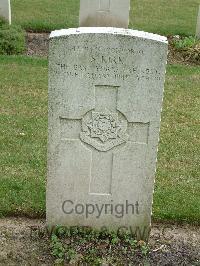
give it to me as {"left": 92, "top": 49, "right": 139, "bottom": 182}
{"left": 0, "top": 0, "right": 11, "bottom": 24}
{"left": 47, "top": 28, "right": 168, "bottom": 241}
{"left": 79, "top": 0, "right": 130, "bottom": 28}
{"left": 196, "top": 5, "right": 200, "bottom": 39}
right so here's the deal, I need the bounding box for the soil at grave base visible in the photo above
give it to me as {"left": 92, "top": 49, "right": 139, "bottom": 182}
{"left": 26, "top": 32, "right": 200, "bottom": 66}
{"left": 0, "top": 217, "right": 199, "bottom": 265}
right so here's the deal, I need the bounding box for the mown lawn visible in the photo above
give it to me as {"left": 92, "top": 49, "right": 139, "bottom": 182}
{"left": 0, "top": 56, "right": 199, "bottom": 223}
{"left": 154, "top": 65, "right": 200, "bottom": 223}
{"left": 11, "top": 0, "right": 200, "bottom": 36}
{"left": 0, "top": 56, "right": 47, "bottom": 217}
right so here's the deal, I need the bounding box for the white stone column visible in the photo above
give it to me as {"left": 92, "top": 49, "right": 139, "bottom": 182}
{"left": 79, "top": 0, "right": 130, "bottom": 28}
{"left": 196, "top": 5, "right": 200, "bottom": 39}
{"left": 0, "top": 0, "right": 11, "bottom": 24}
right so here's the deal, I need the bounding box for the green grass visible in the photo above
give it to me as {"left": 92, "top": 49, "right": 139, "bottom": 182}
{"left": 130, "top": 0, "right": 200, "bottom": 36}
{"left": 154, "top": 65, "right": 200, "bottom": 223}
{"left": 0, "top": 56, "right": 199, "bottom": 223}
{"left": 0, "top": 56, "right": 47, "bottom": 217}
{"left": 12, "top": 0, "right": 79, "bottom": 32}
{"left": 11, "top": 0, "right": 200, "bottom": 35}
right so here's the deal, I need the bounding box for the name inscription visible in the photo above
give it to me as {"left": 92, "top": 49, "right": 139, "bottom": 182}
{"left": 52, "top": 47, "right": 162, "bottom": 81}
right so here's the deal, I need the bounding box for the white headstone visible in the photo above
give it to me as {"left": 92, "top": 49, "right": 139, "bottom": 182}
{"left": 0, "top": 0, "right": 11, "bottom": 24}
{"left": 47, "top": 28, "right": 168, "bottom": 241}
{"left": 79, "top": 0, "right": 130, "bottom": 28}
{"left": 196, "top": 5, "right": 200, "bottom": 39}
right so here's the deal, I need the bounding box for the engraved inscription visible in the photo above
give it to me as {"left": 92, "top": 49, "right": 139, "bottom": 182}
{"left": 91, "top": 56, "right": 124, "bottom": 64}
{"left": 55, "top": 62, "right": 161, "bottom": 81}
{"left": 55, "top": 54, "right": 161, "bottom": 81}
{"left": 52, "top": 45, "right": 164, "bottom": 82}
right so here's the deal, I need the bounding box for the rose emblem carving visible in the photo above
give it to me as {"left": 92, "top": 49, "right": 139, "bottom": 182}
{"left": 87, "top": 112, "right": 120, "bottom": 142}
{"left": 80, "top": 110, "right": 129, "bottom": 152}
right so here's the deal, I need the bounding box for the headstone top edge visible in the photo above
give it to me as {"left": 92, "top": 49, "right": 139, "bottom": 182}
{"left": 49, "top": 27, "right": 168, "bottom": 44}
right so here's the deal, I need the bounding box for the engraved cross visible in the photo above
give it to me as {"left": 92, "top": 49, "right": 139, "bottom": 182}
{"left": 98, "top": 0, "right": 110, "bottom": 12}
{"left": 60, "top": 85, "right": 149, "bottom": 196}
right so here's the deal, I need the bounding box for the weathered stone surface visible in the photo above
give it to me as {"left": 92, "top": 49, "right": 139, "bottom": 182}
{"left": 47, "top": 28, "right": 168, "bottom": 240}
{"left": 79, "top": 0, "right": 130, "bottom": 28}
{"left": 0, "top": 0, "right": 11, "bottom": 24}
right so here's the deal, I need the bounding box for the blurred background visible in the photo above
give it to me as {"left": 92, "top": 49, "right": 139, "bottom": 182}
{"left": 11, "top": 0, "right": 200, "bottom": 36}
